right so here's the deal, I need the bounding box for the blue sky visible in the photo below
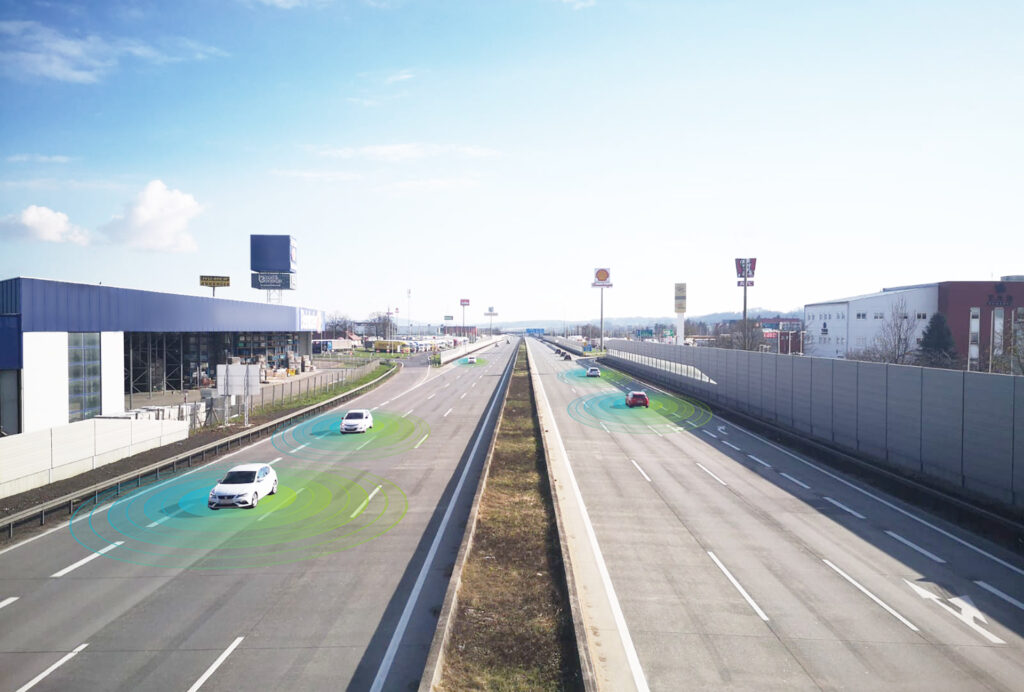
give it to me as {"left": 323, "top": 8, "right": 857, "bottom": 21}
{"left": 2, "top": 0, "right": 1022, "bottom": 325}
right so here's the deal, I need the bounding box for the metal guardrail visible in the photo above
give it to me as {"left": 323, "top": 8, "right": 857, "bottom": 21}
{"left": 2, "top": 361, "right": 401, "bottom": 540}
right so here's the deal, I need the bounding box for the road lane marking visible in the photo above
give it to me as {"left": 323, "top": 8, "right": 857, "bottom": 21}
{"left": 904, "top": 580, "right": 1004, "bottom": 644}
{"left": 350, "top": 485, "right": 383, "bottom": 519}
{"left": 886, "top": 531, "right": 946, "bottom": 563}
{"left": 444, "top": 408, "right": 453, "bottom": 417}
{"left": 823, "top": 559, "right": 918, "bottom": 631}
{"left": 630, "top": 459, "right": 651, "bottom": 482}
{"left": 444, "top": 383, "right": 450, "bottom": 388}
{"left": 414, "top": 434, "right": 429, "bottom": 449}
{"left": 696, "top": 463, "right": 727, "bottom": 486}
{"left": 146, "top": 508, "right": 184, "bottom": 528}
{"left": 780, "top": 472, "right": 810, "bottom": 490}
{"left": 51, "top": 541, "right": 124, "bottom": 578}
{"left": 471, "top": 381, "right": 477, "bottom": 387}
{"left": 702, "top": 430, "right": 718, "bottom": 439}
{"left": 460, "top": 392, "right": 467, "bottom": 399}
{"left": 741, "top": 428, "right": 1024, "bottom": 578}
{"left": 824, "top": 496, "right": 865, "bottom": 519}
{"left": 0, "top": 596, "right": 18, "bottom": 611}
{"left": 427, "top": 393, "right": 436, "bottom": 400}
{"left": 356, "top": 437, "right": 374, "bottom": 450}
{"left": 186, "top": 636, "right": 245, "bottom": 692}
{"left": 402, "top": 409, "right": 414, "bottom": 417}
{"left": 647, "top": 425, "right": 663, "bottom": 437}
{"left": 257, "top": 488, "right": 304, "bottom": 522}
{"left": 370, "top": 406, "right": 379, "bottom": 411}
{"left": 747, "top": 454, "right": 771, "bottom": 468}
{"left": 722, "top": 441, "right": 741, "bottom": 451}
{"left": 707, "top": 551, "right": 768, "bottom": 621}
{"left": 600, "top": 422, "right": 610, "bottom": 433}
{"left": 268, "top": 457, "right": 283, "bottom": 465}
{"left": 293, "top": 442, "right": 309, "bottom": 451}
{"left": 370, "top": 348, "right": 518, "bottom": 692}
{"left": 15, "top": 642, "right": 88, "bottom": 692}
{"left": 685, "top": 420, "right": 697, "bottom": 427}
{"left": 974, "top": 581, "right": 1024, "bottom": 612}
{"left": 380, "top": 400, "right": 390, "bottom": 406}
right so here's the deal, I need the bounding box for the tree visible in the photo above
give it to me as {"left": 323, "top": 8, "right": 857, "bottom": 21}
{"left": 366, "top": 312, "right": 397, "bottom": 340}
{"left": 323, "top": 312, "right": 353, "bottom": 339}
{"left": 917, "top": 313, "right": 958, "bottom": 369}
{"left": 873, "top": 296, "right": 919, "bottom": 364}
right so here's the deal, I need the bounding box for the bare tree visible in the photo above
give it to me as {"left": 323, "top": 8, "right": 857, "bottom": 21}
{"left": 869, "top": 296, "right": 919, "bottom": 364}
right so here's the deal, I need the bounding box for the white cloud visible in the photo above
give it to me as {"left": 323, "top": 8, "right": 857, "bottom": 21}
{"left": 6, "top": 153, "right": 71, "bottom": 163}
{"left": 316, "top": 143, "right": 500, "bottom": 162}
{"left": 379, "top": 177, "right": 481, "bottom": 193}
{"left": 346, "top": 96, "right": 381, "bottom": 107}
{"left": 559, "top": 0, "right": 596, "bottom": 8}
{"left": 271, "top": 169, "right": 361, "bottom": 182}
{"left": 101, "top": 180, "right": 202, "bottom": 253}
{"left": 384, "top": 69, "right": 414, "bottom": 84}
{"left": 0, "top": 205, "right": 89, "bottom": 245}
{"left": 0, "top": 20, "right": 224, "bottom": 83}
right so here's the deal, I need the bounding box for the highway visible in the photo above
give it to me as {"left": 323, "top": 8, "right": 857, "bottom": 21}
{"left": 0, "top": 341, "right": 517, "bottom": 692}
{"left": 527, "top": 337, "right": 1024, "bottom": 691}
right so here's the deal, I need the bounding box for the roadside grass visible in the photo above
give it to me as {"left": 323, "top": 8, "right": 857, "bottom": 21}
{"left": 247, "top": 363, "right": 393, "bottom": 420}
{"left": 440, "top": 345, "right": 582, "bottom": 691}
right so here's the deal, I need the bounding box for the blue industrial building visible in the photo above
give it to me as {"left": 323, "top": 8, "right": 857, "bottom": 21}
{"left": 0, "top": 277, "right": 324, "bottom": 436}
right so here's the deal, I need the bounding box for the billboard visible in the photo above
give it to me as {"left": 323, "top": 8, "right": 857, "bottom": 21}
{"left": 251, "top": 235, "right": 297, "bottom": 273}
{"left": 444, "top": 315, "right": 454, "bottom": 320}
{"left": 251, "top": 272, "right": 296, "bottom": 290}
{"left": 674, "top": 283, "right": 687, "bottom": 313}
{"left": 735, "top": 258, "right": 756, "bottom": 278}
{"left": 526, "top": 328, "right": 545, "bottom": 335}
{"left": 460, "top": 299, "right": 470, "bottom": 306}
{"left": 200, "top": 275, "right": 230, "bottom": 288}
{"left": 298, "top": 308, "right": 323, "bottom": 331}
{"left": 592, "top": 268, "right": 612, "bottom": 287}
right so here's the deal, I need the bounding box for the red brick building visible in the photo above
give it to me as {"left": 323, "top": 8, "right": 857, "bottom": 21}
{"left": 937, "top": 278, "right": 1024, "bottom": 371}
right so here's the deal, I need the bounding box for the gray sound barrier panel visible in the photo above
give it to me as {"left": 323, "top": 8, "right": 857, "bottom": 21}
{"left": 1014, "top": 378, "right": 1024, "bottom": 507}
{"left": 920, "top": 369, "right": 965, "bottom": 487}
{"left": 776, "top": 357, "right": 794, "bottom": 428}
{"left": 811, "top": 358, "right": 834, "bottom": 442}
{"left": 832, "top": 360, "right": 858, "bottom": 450}
{"left": 885, "top": 365, "right": 922, "bottom": 472}
{"left": 735, "top": 350, "right": 749, "bottom": 412}
{"left": 856, "top": 363, "right": 887, "bottom": 460}
{"left": 761, "top": 355, "right": 777, "bottom": 422}
{"left": 748, "top": 353, "right": 763, "bottom": 416}
{"left": 963, "top": 374, "right": 1014, "bottom": 504}
{"left": 792, "top": 356, "right": 813, "bottom": 433}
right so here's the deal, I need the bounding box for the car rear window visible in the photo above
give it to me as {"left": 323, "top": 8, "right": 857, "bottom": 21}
{"left": 222, "top": 471, "right": 256, "bottom": 484}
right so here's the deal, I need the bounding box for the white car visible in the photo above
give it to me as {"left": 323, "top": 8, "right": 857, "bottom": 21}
{"left": 208, "top": 463, "right": 277, "bottom": 510}
{"left": 341, "top": 409, "right": 374, "bottom": 433}
{"left": 586, "top": 366, "right": 601, "bottom": 377}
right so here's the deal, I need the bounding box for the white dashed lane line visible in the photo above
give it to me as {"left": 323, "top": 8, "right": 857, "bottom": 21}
{"left": 15, "top": 643, "right": 89, "bottom": 692}
{"left": 747, "top": 454, "right": 771, "bottom": 468}
{"left": 824, "top": 558, "right": 918, "bottom": 631}
{"left": 51, "top": 541, "right": 124, "bottom": 578}
{"left": 0, "top": 596, "right": 18, "bottom": 611}
{"left": 708, "top": 551, "right": 768, "bottom": 621}
{"left": 186, "top": 637, "right": 245, "bottom": 692}
{"left": 696, "top": 463, "right": 727, "bottom": 486}
{"left": 702, "top": 430, "right": 718, "bottom": 439}
{"left": 975, "top": 581, "right": 1024, "bottom": 612}
{"left": 630, "top": 459, "right": 651, "bottom": 482}
{"left": 886, "top": 531, "right": 946, "bottom": 564}
{"left": 722, "top": 440, "right": 741, "bottom": 451}
{"left": 443, "top": 408, "right": 453, "bottom": 418}
{"left": 780, "top": 472, "right": 810, "bottom": 490}
{"left": 823, "top": 496, "right": 865, "bottom": 519}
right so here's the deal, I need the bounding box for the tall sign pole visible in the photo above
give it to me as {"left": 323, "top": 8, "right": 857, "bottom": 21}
{"left": 735, "top": 258, "right": 756, "bottom": 350}
{"left": 674, "top": 283, "right": 687, "bottom": 346}
{"left": 485, "top": 307, "right": 498, "bottom": 336}
{"left": 592, "top": 268, "right": 612, "bottom": 350}
{"left": 460, "top": 299, "right": 470, "bottom": 342}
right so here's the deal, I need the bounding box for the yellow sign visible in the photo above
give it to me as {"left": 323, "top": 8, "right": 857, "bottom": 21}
{"left": 200, "top": 275, "right": 230, "bottom": 287}
{"left": 593, "top": 268, "right": 612, "bottom": 287}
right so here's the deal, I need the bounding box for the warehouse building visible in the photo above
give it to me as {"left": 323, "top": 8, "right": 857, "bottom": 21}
{"left": 0, "top": 277, "right": 324, "bottom": 436}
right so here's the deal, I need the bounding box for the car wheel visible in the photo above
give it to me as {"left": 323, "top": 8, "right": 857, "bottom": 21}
{"left": 270, "top": 480, "right": 277, "bottom": 495}
{"left": 210, "top": 507, "right": 219, "bottom": 511}
{"left": 250, "top": 493, "right": 259, "bottom": 509}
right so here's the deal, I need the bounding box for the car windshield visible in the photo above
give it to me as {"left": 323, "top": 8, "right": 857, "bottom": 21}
{"left": 221, "top": 471, "right": 256, "bottom": 484}
{"left": 345, "top": 411, "right": 364, "bottom": 420}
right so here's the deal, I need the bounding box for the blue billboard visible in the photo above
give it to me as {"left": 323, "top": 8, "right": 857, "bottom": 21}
{"left": 250, "top": 235, "right": 297, "bottom": 273}
{"left": 525, "top": 328, "right": 545, "bottom": 335}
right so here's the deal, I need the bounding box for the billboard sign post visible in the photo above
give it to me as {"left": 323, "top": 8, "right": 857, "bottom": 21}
{"left": 200, "top": 275, "right": 230, "bottom": 298}
{"left": 674, "top": 282, "right": 687, "bottom": 345}
{"left": 460, "top": 299, "right": 470, "bottom": 340}
{"left": 735, "top": 258, "right": 757, "bottom": 349}
{"left": 592, "top": 268, "right": 612, "bottom": 350}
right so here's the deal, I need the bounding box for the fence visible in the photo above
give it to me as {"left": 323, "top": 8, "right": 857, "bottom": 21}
{"left": 598, "top": 339, "right": 1024, "bottom": 509}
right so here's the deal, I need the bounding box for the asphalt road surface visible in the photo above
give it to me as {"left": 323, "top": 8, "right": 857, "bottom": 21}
{"left": 527, "top": 337, "right": 1024, "bottom": 692}
{"left": 0, "top": 341, "right": 517, "bottom": 692}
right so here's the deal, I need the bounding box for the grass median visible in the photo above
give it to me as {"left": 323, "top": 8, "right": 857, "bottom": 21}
{"left": 440, "top": 344, "right": 582, "bottom": 691}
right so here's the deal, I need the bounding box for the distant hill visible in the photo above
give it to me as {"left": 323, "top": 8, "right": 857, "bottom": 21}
{"left": 485, "top": 309, "right": 801, "bottom": 331}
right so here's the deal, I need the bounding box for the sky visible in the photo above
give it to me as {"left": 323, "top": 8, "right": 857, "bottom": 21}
{"left": 1, "top": 0, "right": 1022, "bottom": 326}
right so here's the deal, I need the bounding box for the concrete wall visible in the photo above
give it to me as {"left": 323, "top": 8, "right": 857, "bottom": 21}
{"left": 101, "top": 331, "right": 125, "bottom": 417}
{"left": 602, "top": 340, "right": 1024, "bottom": 509}
{"left": 21, "top": 332, "right": 69, "bottom": 433}
{"left": 0, "top": 417, "right": 188, "bottom": 499}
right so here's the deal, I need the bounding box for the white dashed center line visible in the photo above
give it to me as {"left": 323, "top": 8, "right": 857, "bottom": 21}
{"left": 722, "top": 441, "right": 741, "bottom": 451}
{"left": 748, "top": 454, "right": 771, "bottom": 468}
{"left": 823, "top": 496, "right": 865, "bottom": 519}
{"left": 886, "top": 531, "right": 946, "bottom": 563}
{"left": 780, "top": 472, "right": 810, "bottom": 490}
{"left": 444, "top": 408, "right": 453, "bottom": 417}
{"left": 630, "top": 459, "right": 651, "bottom": 482}
{"left": 702, "top": 430, "right": 718, "bottom": 439}
{"left": 51, "top": 541, "right": 124, "bottom": 578}
{"left": 696, "top": 463, "right": 727, "bottom": 486}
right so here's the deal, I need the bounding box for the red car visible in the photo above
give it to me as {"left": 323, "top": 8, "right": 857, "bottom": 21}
{"left": 626, "top": 391, "right": 649, "bottom": 408}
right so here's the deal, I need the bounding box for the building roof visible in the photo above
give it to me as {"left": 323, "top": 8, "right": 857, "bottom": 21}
{"left": 804, "top": 284, "right": 937, "bottom": 308}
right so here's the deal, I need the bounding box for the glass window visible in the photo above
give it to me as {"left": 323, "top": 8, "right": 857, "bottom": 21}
{"left": 69, "top": 332, "right": 102, "bottom": 422}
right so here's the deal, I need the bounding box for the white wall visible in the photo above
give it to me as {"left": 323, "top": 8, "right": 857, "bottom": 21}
{"left": 804, "top": 301, "right": 850, "bottom": 358}
{"left": 101, "top": 331, "right": 124, "bottom": 417}
{"left": 805, "top": 287, "right": 938, "bottom": 359}
{"left": 21, "top": 332, "right": 69, "bottom": 433}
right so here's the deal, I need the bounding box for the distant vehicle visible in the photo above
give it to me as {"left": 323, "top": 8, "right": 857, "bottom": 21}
{"left": 587, "top": 367, "right": 601, "bottom": 377}
{"left": 467, "top": 356, "right": 477, "bottom": 364}
{"left": 563, "top": 353, "right": 572, "bottom": 360}
{"left": 208, "top": 463, "right": 277, "bottom": 510}
{"left": 555, "top": 348, "right": 562, "bottom": 355}
{"left": 341, "top": 409, "right": 374, "bottom": 433}
{"left": 626, "top": 391, "right": 649, "bottom": 408}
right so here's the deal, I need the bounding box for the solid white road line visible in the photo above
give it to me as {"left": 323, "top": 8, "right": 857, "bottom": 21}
{"left": 701, "top": 430, "right": 718, "bottom": 439}
{"left": 268, "top": 457, "right": 283, "bottom": 465}
{"left": 0, "top": 596, "right": 19, "bottom": 610}
{"left": 696, "top": 463, "right": 727, "bottom": 486}
{"left": 823, "top": 558, "right": 918, "bottom": 631}
{"left": 722, "top": 440, "right": 741, "bottom": 451}
{"left": 443, "top": 407, "right": 453, "bottom": 417}
{"left": 51, "top": 541, "right": 124, "bottom": 578}
{"left": 747, "top": 454, "right": 771, "bottom": 468}
{"left": 975, "top": 581, "right": 1024, "bottom": 612}
{"left": 823, "top": 496, "right": 866, "bottom": 519}
{"left": 369, "top": 353, "right": 516, "bottom": 692}
{"left": 780, "top": 472, "right": 810, "bottom": 490}
{"left": 631, "top": 459, "right": 652, "bottom": 482}
{"left": 15, "top": 643, "right": 88, "bottom": 692}
{"left": 707, "top": 551, "right": 769, "bottom": 621}
{"left": 414, "top": 434, "right": 429, "bottom": 449}
{"left": 186, "top": 636, "right": 244, "bottom": 692}
{"left": 146, "top": 508, "right": 184, "bottom": 528}
{"left": 886, "top": 531, "right": 946, "bottom": 563}
{"left": 350, "top": 485, "right": 383, "bottom": 519}
{"left": 741, "top": 427, "right": 1024, "bottom": 579}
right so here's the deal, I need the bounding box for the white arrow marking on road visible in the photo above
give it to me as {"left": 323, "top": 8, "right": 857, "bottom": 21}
{"left": 717, "top": 425, "right": 728, "bottom": 435}
{"left": 904, "top": 580, "right": 1004, "bottom": 643}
